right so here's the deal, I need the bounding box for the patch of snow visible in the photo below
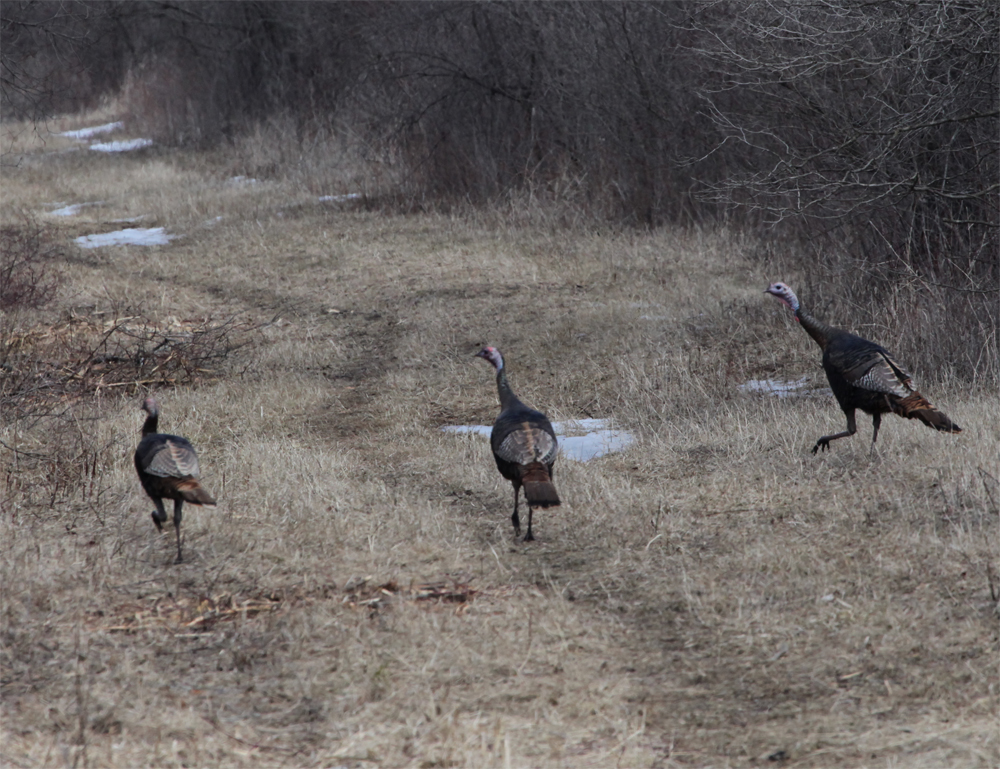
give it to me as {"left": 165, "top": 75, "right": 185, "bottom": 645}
{"left": 319, "top": 193, "right": 362, "bottom": 203}
{"left": 226, "top": 176, "right": 260, "bottom": 186}
{"left": 60, "top": 122, "right": 123, "bottom": 140}
{"left": 738, "top": 377, "right": 812, "bottom": 398}
{"left": 442, "top": 425, "right": 494, "bottom": 438}
{"left": 49, "top": 203, "right": 84, "bottom": 217}
{"left": 551, "top": 418, "right": 616, "bottom": 432}
{"left": 89, "top": 138, "right": 153, "bottom": 153}
{"left": 48, "top": 201, "right": 105, "bottom": 217}
{"left": 442, "top": 418, "right": 635, "bottom": 462}
{"left": 109, "top": 215, "right": 150, "bottom": 224}
{"left": 552, "top": 419, "right": 637, "bottom": 461}
{"left": 75, "top": 227, "right": 176, "bottom": 248}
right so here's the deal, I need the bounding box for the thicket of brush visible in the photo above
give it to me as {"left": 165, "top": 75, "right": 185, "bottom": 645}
{"left": 2, "top": 0, "right": 997, "bottom": 381}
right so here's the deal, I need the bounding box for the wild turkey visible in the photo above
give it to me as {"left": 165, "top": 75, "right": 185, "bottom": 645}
{"left": 134, "top": 396, "right": 216, "bottom": 562}
{"left": 765, "top": 282, "right": 961, "bottom": 454}
{"left": 475, "top": 346, "right": 560, "bottom": 541}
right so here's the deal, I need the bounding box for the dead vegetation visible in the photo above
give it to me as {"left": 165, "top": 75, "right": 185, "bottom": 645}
{"left": 0, "top": 213, "right": 63, "bottom": 310}
{"left": 2, "top": 307, "right": 262, "bottom": 411}
{"left": 0, "top": 124, "right": 997, "bottom": 768}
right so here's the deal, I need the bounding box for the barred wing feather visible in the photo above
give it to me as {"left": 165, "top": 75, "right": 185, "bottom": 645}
{"left": 496, "top": 425, "right": 558, "bottom": 466}
{"left": 146, "top": 438, "right": 201, "bottom": 478}
{"left": 852, "top": 350, "right": 914, "bottom": 398}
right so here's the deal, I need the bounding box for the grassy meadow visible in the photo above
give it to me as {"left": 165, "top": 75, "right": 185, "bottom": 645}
{"left": 1, "top": 119, "right": 997, "bottom": 768}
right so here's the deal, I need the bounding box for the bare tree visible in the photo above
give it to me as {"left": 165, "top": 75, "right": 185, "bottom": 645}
{"left": 3, "top": 1, "right": 995, "bottom": 375}
{"left": 690, "top": 0, "right": 999, "bottom": 288}
{"left": 1, "top": 1, "right": 133, "bottom": 120}
{"left": 348, "top": 2, "right": 715, "bottom": 224}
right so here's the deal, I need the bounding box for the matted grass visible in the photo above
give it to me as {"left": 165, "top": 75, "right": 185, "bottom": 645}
{"left": 1, "top": 121, "right": 997, "bottom": 768}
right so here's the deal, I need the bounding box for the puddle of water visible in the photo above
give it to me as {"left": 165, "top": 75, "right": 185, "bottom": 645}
{"left": 61, "top": 122, "right": 123, "bottom": 140}
{"left": 89, "top": 138, "right": 153, "bottom": 152}
{"left": 442, "top": 418, "right": 635, "bottom": 462}
{"left": 738, "top": 377, "right": 830, "bottom": 398}
{"left": 75, "top": 227, "right": 176, "bottom": 248}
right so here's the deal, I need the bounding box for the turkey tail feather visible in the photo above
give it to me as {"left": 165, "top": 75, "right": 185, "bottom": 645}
{"left": 522, "top": 463, "right": 560, "bottom": 508}
{"left": 176, "top": 479, "right": 217, "bottom": 506}
{"left": 524, "top": 481, "right": 560, "bottom": 508}
{"left": 912, "top": 408, "right": 962, "bottom": 433}
{"left": 895, "top": 393, "right": 962, "bottom": 433}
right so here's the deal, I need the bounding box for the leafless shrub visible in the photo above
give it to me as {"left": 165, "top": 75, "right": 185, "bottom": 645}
{"left": 119, "top": 56, "right": 211, "bottom": 145}
{"left": 2, "top": 420, "right": 122, "bottom": 526}
{"left": 0, "top": 212, "right": 62, "bottom": 311}
{"left": 344, "top": 3, "right": 716, "bottom": 226}
{"left": 1, "top": 308, "right": 264, "bottom": 423}
{"left": 693, "top": 2, "right": 998, "bottom": 260}
{"left": 112, "top": 3, "right": 369, "bottom": 146}
{"left": 690, "top": 0, "right": 999, "bottom": 379}
{"left": 0, "top": 1, "right": 133, "bottom": 120}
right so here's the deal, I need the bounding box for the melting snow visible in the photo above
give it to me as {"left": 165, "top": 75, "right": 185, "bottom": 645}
{"left": 109, "top": 215, "right": 150, "bottom": 224}
{"left": 49, "top": 203, "right": 85, "bottom": 217}
{"left": 227, "top": 175, "right": 260, "bottom": 186}
{"left": 48, "top": 201, "right": 105, "bottom": 217}
{"left": 89, "top": 138, "right": 153, "bottom": 153}
{"left": 442, "top": 425, "right": 493, "bottom": 438}
{"left": 553, "top": 419, "right": 636, "bottom": 461}
{"left": 442, "top": 418, "right": 635, "bottom": 462}
{"left": 75, "top": 227, "right": 175, "bottom": 248}
{"left": 738, "top": 377, "right": 826, "bottom": 398}
{"left": 60, "top": 122, "right": 123, "bottom": 140}
{"left": 319, "top": 193, "right": 362, "bottom": 203}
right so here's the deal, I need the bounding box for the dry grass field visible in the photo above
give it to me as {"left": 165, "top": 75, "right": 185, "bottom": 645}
{"left": 2, "top": 119, "right": 997, "bottom": 768}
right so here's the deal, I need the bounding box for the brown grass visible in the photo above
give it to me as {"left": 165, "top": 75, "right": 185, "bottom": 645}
{"left": 1, "top": 119, "right": 997, "bottom": 768}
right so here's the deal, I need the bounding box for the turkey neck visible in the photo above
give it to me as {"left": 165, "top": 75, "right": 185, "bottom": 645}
{"left": 495, "top": 367, "right": 523, "bottom": 412}
{"left": 795, "top": 306, "right": 838, "bottom": 351}
{"left": 141, "top": 411, "right": 159, "bottom": 437}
